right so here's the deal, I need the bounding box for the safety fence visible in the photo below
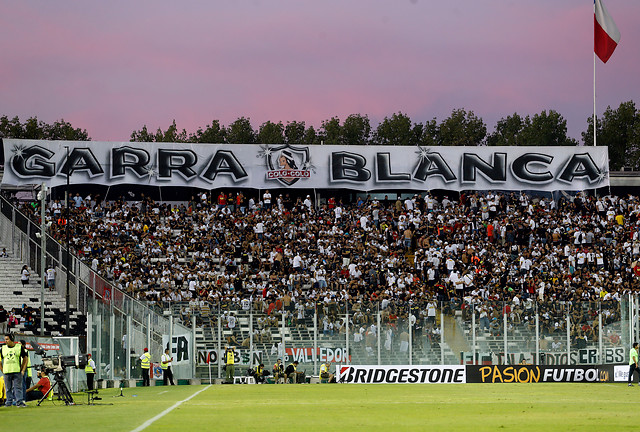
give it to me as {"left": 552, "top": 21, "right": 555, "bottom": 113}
{"left": 0, "top": 194, "right": 195, "bottom": 385}
{"left": 191, "top": 296, "right": 637, "bottom": 380}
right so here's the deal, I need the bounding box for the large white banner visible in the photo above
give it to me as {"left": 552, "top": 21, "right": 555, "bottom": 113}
{"left": 162, "top": 333, "right": 190, "bottom": 365}
{"left": 1, "top": 139, "right": 610, "bottom": 192}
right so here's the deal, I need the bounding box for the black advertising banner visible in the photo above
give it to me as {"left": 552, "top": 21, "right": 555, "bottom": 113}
{"left": 466, "top": 365, "right": 613, "bottom": 383}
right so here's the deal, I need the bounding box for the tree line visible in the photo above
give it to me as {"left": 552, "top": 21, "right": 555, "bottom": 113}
{"left": 1, "top": 101, "right": 639, "bottom": 170}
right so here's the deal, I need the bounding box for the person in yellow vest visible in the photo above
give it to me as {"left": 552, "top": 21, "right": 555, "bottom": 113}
{"left": 224, "top": 346, "right": 235, "bottom": 383}
{"left": 140, "top": 348, "right": 151, "bottom": 386}
{"left": 161, "top": 348, "right": 175, "bottom": 386}
{"left": 273, "top": 358, "right": 285, "bottom": 384}
{"left": 252, "top": 363, "right": 266, "bottom": 384}
{"left": 320, "top": 361, "right": 335, "bottom": 383}
{"left": 285, "top": 361, "right": 301, "bottom": 383}
{"left": 85, "top": 353, "right": 96, "bottom": 390}
{"left": 19, "top": 340, "right": 32, "bottom": 396}
{"left": 1, "top": 333, "right": 28, "bottom": 407}
{"left": 0, "top": 375, "right": 6, "bottom": 405}
{"left": 629, "top": 342, "right": 639, "bottom": 386}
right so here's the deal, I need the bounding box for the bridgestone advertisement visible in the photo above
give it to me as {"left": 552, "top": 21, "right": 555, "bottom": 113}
{"left": 337, "top": 365, "right": 465, "bottom": 384}
{"left": 466, "top": 365, "right": 610, "bottom": 383}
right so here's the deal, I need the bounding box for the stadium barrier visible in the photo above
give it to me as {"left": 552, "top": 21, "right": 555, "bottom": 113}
{"left": 0, "top": 194, "right": 196, "bottom": 384}
{"left": 336, "top": 364, "right": 622, "bottom": 384}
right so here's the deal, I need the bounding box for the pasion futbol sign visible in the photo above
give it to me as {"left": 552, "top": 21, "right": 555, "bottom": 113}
{"left": 1, "top": 139, "right": 609, "bottom": 192}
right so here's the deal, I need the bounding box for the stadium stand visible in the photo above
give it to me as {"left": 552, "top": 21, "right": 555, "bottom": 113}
{"left": 4, "top": 188, "right": 637, "bottom": 367}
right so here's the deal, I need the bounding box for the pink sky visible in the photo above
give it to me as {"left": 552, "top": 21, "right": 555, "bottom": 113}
{"left": 0, "top": 0, "right": 638, "bottom": 142}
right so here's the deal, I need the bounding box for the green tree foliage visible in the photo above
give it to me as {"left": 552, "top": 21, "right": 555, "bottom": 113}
{"left": 521, "top": 110, "right": 576, "bottom": 147}
{"left": 0, "top": 115, "right": 90, "bottom": 140}
{"left": 257, "top": 121, "right": 285, "bottom": 144}
{"left": 226, "top": 117, "right": 256, "bottom": 144}
{"left": 303, "top": 125, "right": 318, "bottom": 145}
{"left": 487, "top": 113, "right": 526, "bottom": 146}
{"left": 582, "top": 101, "right": 640, "bottom": 170}
{"left": 284, "top": 121, "right": 306, "bottom": 144}
{"left": 160, "top": 120, "right": 189, "bottom": 143}
{"left": 488, "top": 111, "right": 576, "bottom": 147}
{"left": 412, "top": 118, "right": 439, "bottom": 147}
{"left": 318, "top": 117, "right": 341, "bottom": 145}
{"left": 190, "top": 120, "right": 227, "bottom": 143}
{"left": 341, "top": 114, "right": 371, "bottom": 146}
{"left": 438, "top": 109, "right": 486, "bottom": 146}
{"left": 130, "top": 125, "right": 155, "bottom": 142}
{"left": 373, "top": 112, "right": 414, "bottom": 146}
{"left": 131, "top": 120, "right": 189, "bottom": 143}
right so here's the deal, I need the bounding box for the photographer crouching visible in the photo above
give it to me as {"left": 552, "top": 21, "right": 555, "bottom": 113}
{"left": 248, "top": 363, "right": 269, "bottom": 384}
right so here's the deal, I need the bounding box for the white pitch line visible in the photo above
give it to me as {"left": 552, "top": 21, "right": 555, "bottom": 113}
{"left": 158, "top": 391, "right": 168, "bottom": 395}
{"left": 130, "top": 385, "right": 211, "bottom": 432}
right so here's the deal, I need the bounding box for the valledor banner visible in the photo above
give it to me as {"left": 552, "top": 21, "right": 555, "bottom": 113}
{"left": 1, "top": 139, "right": 610, "bottom": 192}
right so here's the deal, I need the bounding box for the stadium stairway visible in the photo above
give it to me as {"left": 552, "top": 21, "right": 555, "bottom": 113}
{"left": 0, "top": 242, "right": 86, "bottom": 335}
{"left": 443, "top": 313, "right": 471, "bottom": 359}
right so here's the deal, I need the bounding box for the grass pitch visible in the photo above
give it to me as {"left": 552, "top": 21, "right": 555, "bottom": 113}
{"left": 1, "top": 383, "right": 636, "bottom": 431}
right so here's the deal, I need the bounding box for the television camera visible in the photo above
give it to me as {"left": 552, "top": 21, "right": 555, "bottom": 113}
{"left": 31, "top": 341, "right": 88, "bottom": 406}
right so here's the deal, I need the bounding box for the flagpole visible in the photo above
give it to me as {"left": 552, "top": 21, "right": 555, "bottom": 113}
{"left": 593, "top": 1, "right": 597, "bottom": 147}
{"left": 593, "top": 52, "right": 597, "bottom": 147}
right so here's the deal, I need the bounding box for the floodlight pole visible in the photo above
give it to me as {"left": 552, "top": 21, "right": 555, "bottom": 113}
{"left": 65, "top": 145, "right": 71, "bottom": 336}
{"left": 39, "top": 182, "right": 46, "bottom": 336}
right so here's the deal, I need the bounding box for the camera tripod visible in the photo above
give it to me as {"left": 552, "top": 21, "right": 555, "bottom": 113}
{"left": 38, "top": 372, "right": 74, "bottom": 406}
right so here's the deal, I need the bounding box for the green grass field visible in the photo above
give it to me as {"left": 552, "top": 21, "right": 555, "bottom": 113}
{"left": 2, "top": 383, "right": 637, "bottom": 431}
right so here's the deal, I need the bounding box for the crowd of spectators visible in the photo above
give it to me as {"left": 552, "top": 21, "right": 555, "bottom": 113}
{"left": 14, "top": 188, "right": 640, "bottom": 351}
{"left": 0, "top": 303, "right": 39, "bottom": 334}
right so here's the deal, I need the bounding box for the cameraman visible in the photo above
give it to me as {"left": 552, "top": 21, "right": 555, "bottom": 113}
{"left": 1, "top": 333, "right": 28, "bottom": 407}
{"left": 253, "top": 363, "right": 267, "bottom": 384}
{"left": 25, "top": 369, "right": 51, "bottom": 401}
{"left": 284, "top": 361, "right": 303, "bottom": 384}
{"left": 320, "top": 361, "right": 335, "bottom": 383}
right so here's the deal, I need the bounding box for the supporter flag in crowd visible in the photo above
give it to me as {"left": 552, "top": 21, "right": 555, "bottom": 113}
{"left": 594, "top": 0, "right": 620, "bottom": 63}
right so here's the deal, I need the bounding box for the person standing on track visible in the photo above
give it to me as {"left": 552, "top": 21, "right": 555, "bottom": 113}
{"left": 140, "top": 348, "right": 151, "bottom": 386}
{"left": 161, "top": 348, "right": 175, "bottom": 386}
{"left": 629, "top": 342, "right": 639, "bottom": 387}
{"left": 224, "top": 346, "right": 235, "bottom": 383}
{"left": 85, "top": 353, "right": 96, "bottom": 390}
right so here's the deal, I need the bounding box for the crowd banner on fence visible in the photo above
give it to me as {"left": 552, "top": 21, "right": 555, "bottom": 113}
{"left": 162, "top": 334, "right": 191, "bottom": 365}
{"left": 284, "top": 347, "right": 348, "bottom": 364}
{"left": 337, "top": 365, "right": 466, "bottom": 384}
{"left": 197, "top": 349, "right": 263, "bottom": 366}
{"left": 461, "top": 347, "right": 626, "bottom": 366}
{"left": 2, "top": 139, "right": 609, "bottom": 192}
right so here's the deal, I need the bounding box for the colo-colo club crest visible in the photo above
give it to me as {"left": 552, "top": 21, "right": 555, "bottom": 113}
{"left": 262, "top": 144, "right": 312, "bottom": 186}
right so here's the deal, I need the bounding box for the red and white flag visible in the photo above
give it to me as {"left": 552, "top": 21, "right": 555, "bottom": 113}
{"left": 594, "top": 0, "right": 621, "bottom": 63}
